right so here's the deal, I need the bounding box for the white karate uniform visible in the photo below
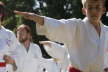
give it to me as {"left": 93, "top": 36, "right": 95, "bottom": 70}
{"left": 37, "top": 58, "right": 61, "bottom": 72}
{"left": 15, "top": 42, "right": 60, "bottom": 72}
{"left": 0, "top": 26, "right": 17, "bottom": 58}
{"left": 15, "top": 42, "right": 42, "bottom": 72}
{"left": 104, "top": 49, "right": 108, "bottom": 69}
{"left": 37, "top": 17, "right": 108, "bottom": 72}
{"left": 43, "top": 41, "right": 70, "bottom": 72}
{"left": 104, "top": 35, "right": 108, "bottom": 69}
{"left": 0, "top": 26, "right": 18, "bottom": 72}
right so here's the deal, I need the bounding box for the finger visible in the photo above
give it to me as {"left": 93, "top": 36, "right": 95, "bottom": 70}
{"left": 14, "top": 10, "right": 34, "bottom": 20}
{"left": 3, "top": 55, "right": 8, "bottom": 59}
{"left": 3, "top": 57, "right": 9, "bottom": 63}
{"left": 3, "top": 57, "right": 12, "bottom": 64}
{"left": 39, "top": 41, "right": 51, "bottom": 45}
{"left": 4, "top": 55, "right": 12, "bottom": 60}
{"left": 39, "top": 41, "right": 53, "bottom": 48}
{"left": 14, "top": 10, "right": 28, "bottom": 16}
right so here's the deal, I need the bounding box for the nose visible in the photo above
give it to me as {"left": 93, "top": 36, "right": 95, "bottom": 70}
{"left": 91, "top": 8, "right": 98, "bottom": 12}
{"left": 90, "top": 8, "right": 98, "bottom": 16}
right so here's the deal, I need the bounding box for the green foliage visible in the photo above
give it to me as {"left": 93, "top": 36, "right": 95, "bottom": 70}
{"left": 36, "top": 0, "right": 84, "bottom": 19}
{"left": 2, "top": 0, "right": 35, "bottom": 29}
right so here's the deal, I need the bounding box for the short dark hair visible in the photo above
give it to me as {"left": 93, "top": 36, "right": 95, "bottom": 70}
{"left": 0, "top": 1, "right": 5, "bottom": 21}
{"left": 82, "top": 0, "right": 106, "bottom": 8}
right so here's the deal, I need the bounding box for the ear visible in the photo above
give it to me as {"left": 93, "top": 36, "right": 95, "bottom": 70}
{"left": 82, "top": 8, "right": 87, "bottom": 15}
{"left": 102, "top": 7, "right": 106, "bottom": 14}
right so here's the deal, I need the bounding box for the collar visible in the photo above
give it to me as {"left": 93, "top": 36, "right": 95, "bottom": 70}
{"left": 83, "top": 17, "right": 104, "bottom": 30}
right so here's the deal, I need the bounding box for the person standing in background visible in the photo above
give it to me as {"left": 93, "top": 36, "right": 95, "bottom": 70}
{"left": 0, "top": 1, "right": 18, "bottom": 72}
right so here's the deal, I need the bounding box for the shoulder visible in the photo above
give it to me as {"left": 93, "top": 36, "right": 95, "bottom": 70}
{"left": 30, "top": 43, "right": 41, "bottom": 51}
{"left": 59, "top": 18, "right": 84, "bottom": 29}
{"left": 44, "top": 16, "right": 83, "bottom": 25}
{"left": 2, "top": 27, "right": 15, "bottom": 36}
{"left": 31, "top": 42, "right": 40, "bottom": 48}
{"left": 59, "top": 18, "right": 83, "bottom": 24}
{"left": 1, "top": 27, "right": 16, "bottom": 39}
{"left": 30, "top": 43, "right": 42, "bottom": 57}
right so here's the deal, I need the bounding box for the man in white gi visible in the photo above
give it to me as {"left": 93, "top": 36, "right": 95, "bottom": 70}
{"left": 40, "top": 41, "right": 70, "bottom": 72}
{"left": 14, "top": 24, "right": 42, "bottom": 72}
{"left": 14, "top": 0, "right": 108, "bottom": 71}
{"left": 14, "top": 24, "right": 60, "bottom": 72}
{"left": 0, "top": 1, "right": 18, "bottom": 72}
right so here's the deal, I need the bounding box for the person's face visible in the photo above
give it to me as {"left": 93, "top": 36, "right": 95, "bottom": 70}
{"left": 82, "top": 0, "right": 106, "bottom": 23}
{"left": 17, "top": 28, "right": 31, "bottom": 43}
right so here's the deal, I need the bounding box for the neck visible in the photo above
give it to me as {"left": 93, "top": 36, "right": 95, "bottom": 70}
{"left": 22, "top": 40, "right": 30, "bottom": 49}
{"left": 90, "top": 21, "right": 101, "bottom": 36}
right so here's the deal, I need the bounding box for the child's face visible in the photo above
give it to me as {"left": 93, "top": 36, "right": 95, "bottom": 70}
{"left": 82, "top": 0, "right": 105, "bottom": 23}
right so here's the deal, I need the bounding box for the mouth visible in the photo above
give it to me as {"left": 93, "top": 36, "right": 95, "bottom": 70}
{"left": 91, "top": 15, "right": 97, "bottom": 17}
{"left": 90, "top": 16, "right": 98, "bottom": 19}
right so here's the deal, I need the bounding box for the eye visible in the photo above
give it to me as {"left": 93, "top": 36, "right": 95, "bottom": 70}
{"left": 88, "top": 7, "right": 93, "bottom": 10}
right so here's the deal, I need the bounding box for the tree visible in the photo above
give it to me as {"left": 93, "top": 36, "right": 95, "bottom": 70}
{"left": 36, "top": 0, "right": 84, "bottom": 19}
{"left": 1, "top": 0, "right": 35, "bottom": 30}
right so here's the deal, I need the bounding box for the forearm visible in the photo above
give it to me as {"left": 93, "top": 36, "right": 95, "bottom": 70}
{"left": 11, "top": 62, "right": 17, "bottom": 71}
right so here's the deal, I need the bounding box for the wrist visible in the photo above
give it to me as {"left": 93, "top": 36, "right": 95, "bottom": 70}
{"left": 11, "top": 61, "right": 17, "bottom": 71}
{"left": 34, "top": 14, "right": 44, "bottom": 25}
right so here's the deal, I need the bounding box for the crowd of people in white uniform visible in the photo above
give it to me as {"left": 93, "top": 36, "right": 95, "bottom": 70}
{"left": 0, "top": 0, "right": 108, "bottom": 72}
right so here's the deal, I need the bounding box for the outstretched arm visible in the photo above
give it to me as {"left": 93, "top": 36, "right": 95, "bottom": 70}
{"left": 14, "top": 10, "right": 44, "bottom": 25}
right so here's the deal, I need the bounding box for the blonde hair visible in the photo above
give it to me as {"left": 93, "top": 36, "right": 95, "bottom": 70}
{"left": 81, "top": 0, "right": 86, "bottom": 8}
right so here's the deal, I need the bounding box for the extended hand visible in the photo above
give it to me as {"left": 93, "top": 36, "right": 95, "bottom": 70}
{"left": 14, "top": 10, "right": 35, "bottom": 21}
{"left": 14, "top": 10, "right": 44, "bottom": 25}
{"left": 39, "top": 41, "right": 52, "bottom": 47}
